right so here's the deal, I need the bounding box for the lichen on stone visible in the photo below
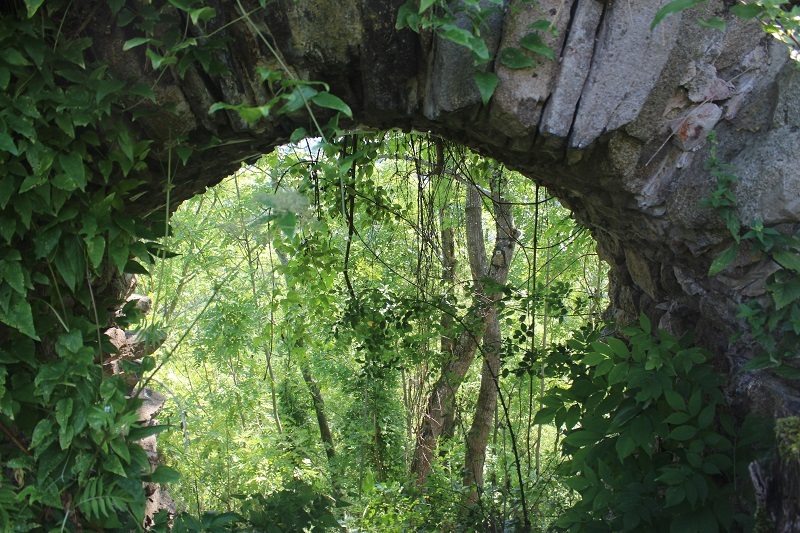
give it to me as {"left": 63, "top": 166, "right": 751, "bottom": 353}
{"left": 776, "top": 416, "right": 800, "bottom": 460}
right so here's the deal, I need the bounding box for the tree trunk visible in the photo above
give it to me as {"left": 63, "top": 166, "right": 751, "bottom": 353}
{"left": 301, "top": 367, "right": 336, "bottom": 461}
{"left": 462, "top": 173, "right": 518, "bottom": 507}
{"left": 276, "top": 251, "right": 337, "bottom": 468}
{"left": 411, "top": 171, "right": 518, "bottom": 487}
{"left": 462, "top": 308, "right": 501, "bottom": 508}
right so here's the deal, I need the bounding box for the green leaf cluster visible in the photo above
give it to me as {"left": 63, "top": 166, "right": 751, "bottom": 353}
{"left": 396, "top": 1, "right": 556, "bottom": 104}
{"left": 535, "top": 318, "right": 769, "bottom": 532}
{"left": 0, "top": 3, "right": 194, "bottom": 528}
{"left": 701, "top": 132, "right": 800, "bottom": 375}
{"left": 652, "top": 0, "right": 799, "bottom": 60}
{"left": 209, "top": 68, "right": 352, "bottom": 139}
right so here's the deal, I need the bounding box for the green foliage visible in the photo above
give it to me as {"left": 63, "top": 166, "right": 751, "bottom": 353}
{"left": 652, "top": 0, "right": 800, "bottom": 60}
{"left": 238, "top": 479, "right": 344, "bottom": 532}
{"left": 701, "top": 132, "right": 800, "bottom": 376}
{"left": 0, "top": 3, "right": 188, "bottom": 528}
{"left": 395, "top": 0, "right": 556, "bottom": 103}
{"left": 536, "top": 318, "right": 769, "bottom": 532}
{"left": 209, "top": 71, "right": 352, "bottom": 133}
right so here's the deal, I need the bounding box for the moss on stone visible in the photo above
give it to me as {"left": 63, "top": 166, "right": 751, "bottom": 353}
{"left": 776, "top": 416, "right": 800, "bottom": 460}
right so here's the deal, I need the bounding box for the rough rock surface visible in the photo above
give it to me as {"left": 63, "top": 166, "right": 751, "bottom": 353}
{"left": 78, "top": 0, "right": 800, "bottom": 525}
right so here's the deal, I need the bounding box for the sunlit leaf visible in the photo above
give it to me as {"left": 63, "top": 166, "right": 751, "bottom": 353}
{"left": 473, "top": 71, "right": 498, "bottom": 105}
{"left": 651, "top": 0, "right": 707, "bottom": 30}
{"left": 500, "top": 47, "right": 536, "bottom": 69}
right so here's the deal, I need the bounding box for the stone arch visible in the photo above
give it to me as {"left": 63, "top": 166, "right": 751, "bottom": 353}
{"left": 82, "top": 0, "right": 798, "bottom": 524}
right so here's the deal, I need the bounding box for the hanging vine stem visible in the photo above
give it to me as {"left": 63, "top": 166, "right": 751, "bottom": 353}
{"left": 342, "top": 135, "right": 359, "bottom": 303}
{"left": 526, "top": 183, "right": 540, "bottom": 474}
{"left": 494, "top": 370, "right": 530, "bottom": 530}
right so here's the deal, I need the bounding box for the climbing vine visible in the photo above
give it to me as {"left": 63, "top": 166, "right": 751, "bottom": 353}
{"left": 395, "top": 0, "right": 557, "bottom": 104}
{"left": 0, "top": 1, "right": 187, "bottom": 528}
{"left": 702, "top": 131, "right": 800, "bottom": 377}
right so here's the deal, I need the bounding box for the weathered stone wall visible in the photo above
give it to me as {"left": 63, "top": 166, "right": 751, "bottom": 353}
{"left": 82, "top": 0, "right": 799, "bottom": 524}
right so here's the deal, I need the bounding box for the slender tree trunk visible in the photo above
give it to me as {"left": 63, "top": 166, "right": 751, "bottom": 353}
{"left": 411, "top": 170, "right": 517, "bottom": 487}
{"left": 410, "top": 185, "right": 486, "bottom": 486}
{"left": 462, "top": 309, "right": 501, "bottom": 508}
{"left": 439, "top": 224, "right": 458, "bottom": 442}
{"left": 301, "top": 367, "right": 336, "bottom": 460}
{"left": 462, "top": 173, "right": 518, "bottom": 507}
{"left": 275, "top": 250, "right": 337, "bottom": 468}
{"left": 535, "top": 248, "right": 551, "bottom": 477}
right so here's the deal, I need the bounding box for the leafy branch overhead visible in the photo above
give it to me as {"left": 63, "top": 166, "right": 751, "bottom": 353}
{"left": 653, "top": 0, "right": 800, "bottom": 59}
{"left": 396, "top": 0, "right": 557, "bottom": 104}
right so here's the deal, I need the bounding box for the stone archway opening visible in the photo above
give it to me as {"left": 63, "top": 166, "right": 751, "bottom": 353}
{"left": 77, "top": 0, "right": 800, "bottom": 526}
{"left": 138, "top": 133, "right": 611, "bottom": 524}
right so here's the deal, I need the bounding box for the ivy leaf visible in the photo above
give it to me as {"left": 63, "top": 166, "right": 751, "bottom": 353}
{"left": 124, "top": 259, "right": 150, "bottom": 276}
{"left": 0, "top": 292, "right": 39, "bottom": 340}
{"left": 532, "top": 406, "right": 558, "bottom": 424}
{"left": 290, "top": 127, "right": 307, "bottom": 143}
{"left": 86, "top": 235, "right": 105, "bottom": 269}
{"left": 651, "top": 0, "right": 707, "bottom": 31}
{"left": 0, "top": 259, "right": 26, "bottom": 295}
{"left": 104, "top": 454, "right": 127, "bottom": 477}
{"left": 59, "top": 152, "right": 86, "bottom": 191}
{"left": 109, "top": 241, "right": 129, "bottom": 274}
{"left": 128, "top": 424, "right": 170, "bottom": 441}
{"left": 529, "top": 20, "right": 556, "bottom": 35}
{"left": 96, "top": 79, "right": 126, "bottom": 104}
{"left": 500, "top": 47, "right": 536, "bottom": 69}
{"left": 730, "top": 3, "right": 763, "bottom": 19}
{"left": 519, "top": 32, "right": 555, "bottom": 61}
{"left": 607, "top": 362, "right": 629, "bottom": 385}
{"left": 615, "top": 433, "right": 637, "bottom": 460}
{"left": 109, "top": 437, "right": 131, "bottom": 464}
{"left": 664, "top": 390, "right": 686, "bottom": 412}
{"left": 145, "top": 48, "right": 177, "bottom": 70}
{"left": 30, "top": 419, "right": 55, "bottom": 450}
{"left": 468, "top": 36, "right": 490, "bottom": 62}
{"left": 148, "top": 465, "right": 181, "bottom": 484}
{"left": 395, "top": 1, "right": 420, "bottom": 31}
{"left": 473, "top": 71, "right": 499, "bottom": 106}
{"left": 708, "top": 242, "right": 739, "bottom": 276}
{"left": 282, "top": 85, "right": 318, "bottom": 113}
{"left": 419, "top": 0, "right": 437, "bottom": 13}
{"left": 564, "top": 429, "right": 601, "bottom": 448}
{"left": 606, "top": 337, "right": 629, "bottom": 360}
{"left": 639, "top": 312, "right": 651, "bottom": 335}
{"left": 311, "top": 92, "right": 353, "bottom": 118}
{"left": 740, "top": 353, "right": 775, "bottom": 371}
{"left": 668, "top": 425, "right": 698, "bottom": 441}
{"left": 441, "top": 26, "right": 472, "bottom": 48}
{"left": 176, "top": 145, "right": 193, "bottom": 166}
{"left": 0, "top": 132, "right": 18, "bottom": 156}
{"left": 698, "top": 17, "right": 726, "bottom": 32}
{"left": 581, "top": 351, "right": 605, "bottom": 366}
{"left": 122, "top": 37, "right": 151, "bottom": 51}
{"left": 54, "top": 237, "right": 83, "bottom": 291}
{"left": 0, "top": 48, "right": 31, "bottom": 66}
{"left": 772, "top": 249, "right": 800, "bottom": 274}
{"left": 769, "top": 277, "right": 800, "bottom": 310}
{"left": 24, "top": 0, "right": 45, "bottom": 17}
{"left": 257, "top": 67, "right": 282, "bottom": 84}
{"left": 190, "top": 7, "right": 216, "bottom": 25}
